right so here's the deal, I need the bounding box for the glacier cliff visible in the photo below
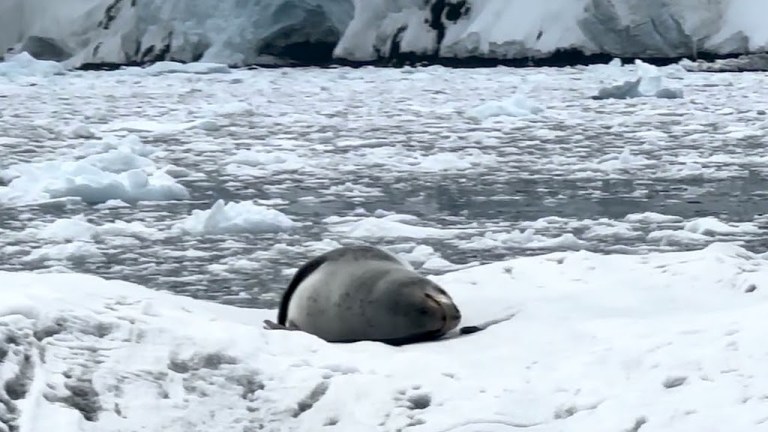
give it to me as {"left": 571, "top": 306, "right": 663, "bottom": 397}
{"left": 1, "top": 0, "right": 768, "bottom": 67}
{"left": 334, "top": 0, "right": 768, "bottom": 63}
{"left": 0, "top": 0, "right": 353, "bottom": 67}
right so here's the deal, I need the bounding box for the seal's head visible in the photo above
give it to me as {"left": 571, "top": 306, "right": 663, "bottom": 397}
{"left": 373, "top": 275, "right": 462, "bottom": 345}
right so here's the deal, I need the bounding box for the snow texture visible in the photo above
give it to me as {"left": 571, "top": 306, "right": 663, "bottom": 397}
{"left": 1, "top": 243, "right": 767, "bottom": 431}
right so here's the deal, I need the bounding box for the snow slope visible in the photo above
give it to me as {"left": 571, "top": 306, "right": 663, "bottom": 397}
{"left": 0, "top": 0, "right": 354, "bottom": 67}
{"left": 2, "top": 243, "right": 768, "bottom": 431}
{"left": 334, "top": 0, "right": 768, "bottom": 62}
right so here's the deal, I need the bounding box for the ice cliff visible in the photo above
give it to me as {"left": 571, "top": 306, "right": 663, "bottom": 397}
{"left": 1, "top": 0, "right": 768, "bottom": 67}
{"left": 334, "top": 0, "right": 768, "bottom": 62}
{"left": 0, "top": 0, "right": 354, "bottom": 67}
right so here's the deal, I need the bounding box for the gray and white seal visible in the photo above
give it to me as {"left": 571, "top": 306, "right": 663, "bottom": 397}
{"left": 264, "top": 245, "right": 464, "bottom": 345}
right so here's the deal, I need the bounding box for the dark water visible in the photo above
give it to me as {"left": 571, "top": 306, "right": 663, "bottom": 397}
{"left": 2, "top": 170, "right": 767, "bottom": 309}
{"left": 1, "top": 66, "right": 767, "bottom": 309}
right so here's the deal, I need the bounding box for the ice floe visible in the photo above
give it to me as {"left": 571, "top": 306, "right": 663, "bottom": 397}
{"left": 1, "top": 242, "right": 767, "bottom": 431}
{"left": 173, "top": 199, "right": 297, "bottom": 236}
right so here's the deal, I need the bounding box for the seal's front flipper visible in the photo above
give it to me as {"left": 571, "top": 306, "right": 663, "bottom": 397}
{"left": 456, "top": 311, "right": 518, "bottom": 337}
{"left": 458, "top": 325, "right": 484, "bottom": 335}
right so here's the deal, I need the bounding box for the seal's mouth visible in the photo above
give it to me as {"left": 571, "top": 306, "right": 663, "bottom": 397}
{"left": 425, "top": 292, "right": 462, "bottom": 334}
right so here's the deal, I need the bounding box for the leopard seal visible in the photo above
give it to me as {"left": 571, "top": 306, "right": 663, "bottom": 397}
{"left": 263, "top": 245, "right": 464, "bottom": 345}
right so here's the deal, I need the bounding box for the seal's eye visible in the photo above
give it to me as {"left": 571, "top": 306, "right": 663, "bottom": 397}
{"left": 417, "top": 306, "right": 430, "bottom": 316}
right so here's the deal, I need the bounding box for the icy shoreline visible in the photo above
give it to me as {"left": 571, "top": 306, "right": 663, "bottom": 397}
{"left": 1, "top": 242, "right": 767, "bottom": 431}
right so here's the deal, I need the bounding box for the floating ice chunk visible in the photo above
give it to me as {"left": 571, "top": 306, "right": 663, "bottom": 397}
{"left": 159, "top": 164, "right": 193, "bottom": 178}
{"left": 681, "top": 54, "right": 768, "bottom": 72}
{"left": 422, "top": 257, "right": 464, "bottom": 271}
{"left": 462, "top": 229, "right": 588, "bottom": 251}
{"left": 142, "top": 61, "right": 231, "bottom": 75}
{"left": 328, "top": 217, "right": 464, "bottom": 240}
{"left": 326, "top": 182, "right": 382, "bottom": 196}
{"left": 624, "top": 212, "right": 684, "bottom": 224}
{"left": 0, "top": 160, "right": 190, "bottom": 205}
{"left": 593, "top": 60, "right": 683, "bottom": 100}
{"left": 98, "top": 221, "right": 161, "bottom": 239}
{"left": 683, "top": 217, "right": 759, "bottom": 236}
{"left": 462, "top": 229, "right": 540, "bottom": 249}
{"left": 226, "top": 150, "right": 306, "bottom": 173}
{"left": 466, "top": 95, "right": 544, "bottom": 120}
{"left": 93, "top": 199, "right": 131, "bottom": 209}
{"left": 594, "top": 148, "right": 652, "bottom": 170}
{"left": 21, "top": 215, "right": 157, "bottom": 242}
{"left": 68, "top": 124, "right": 96, "bottom": 139}
{"left": 32, "top": 215, "right": 97, "bottom": 242}
{"left": 173, "top": 199, "right": 297, "bottom": 236}
{"left": 23, "top": 242, "right": 102, "bottom": 262}
{"left": 529, "top": 233, "right": 587, "bottom": 250}
{"left": 593, "top": 78, "right": 644, "bottom": 100}
{"left": 647, "top": 230, "right": 711, "bottom": 245}
{"left": 66, "top": 169, "right": 188, "bottom": 203}
{"left": 77, "top": 134, "right": 157, "bottom": 158}
{"left": 80, "top": 149, "right": 155, "bottom": 173}
{"left": 416, "top": 152, "right": 472, "bottom": 171}
{"left": 397, "top": 244, "right": 442, "bottom": 265}
{"left": 415, "top": 149, "right": 497, "bottom": 172}
{"left": 102, "top": 119, "right": 221, "bottom": 134}
{"left": 0, "top": 52, "right": 66, "bottom": 78}
{"left": 582, "top": 224, "right": 640, "bottom": 240}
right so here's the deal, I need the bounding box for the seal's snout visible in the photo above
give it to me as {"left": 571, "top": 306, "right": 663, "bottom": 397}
{"left": 425, "top": 292, "right": 462, "bottom": 334}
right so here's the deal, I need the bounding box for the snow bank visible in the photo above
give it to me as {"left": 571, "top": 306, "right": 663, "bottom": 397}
{"left": 1, "top": 243, "right": 767, "bottom": 431}
{"left": 335, "top": 0, "right": 768, "bottom": 62}
{"left": 173, "top": 199, "right": 297, "bottom": 236}
{"left": 0, "top": 0, "right": 354, "bottom": 67}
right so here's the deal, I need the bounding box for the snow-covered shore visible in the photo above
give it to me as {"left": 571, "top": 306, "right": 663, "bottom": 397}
{"left": 2, "top": 242, "right": 767, "bottom": 431}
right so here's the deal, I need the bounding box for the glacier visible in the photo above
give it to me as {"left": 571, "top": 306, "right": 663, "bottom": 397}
{"left": 2, "top": 0, "right": 768, "bottom": 67}
{"left": 0, "top": 0, "right": 354, "bottom": 67}
{"left": 334, "top": 0, "right": 768, "bottom": 63}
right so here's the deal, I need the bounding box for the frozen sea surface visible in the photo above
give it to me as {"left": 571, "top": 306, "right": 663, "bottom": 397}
{"left": 1, "top": 61, "right": 767, "bottom": 308}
